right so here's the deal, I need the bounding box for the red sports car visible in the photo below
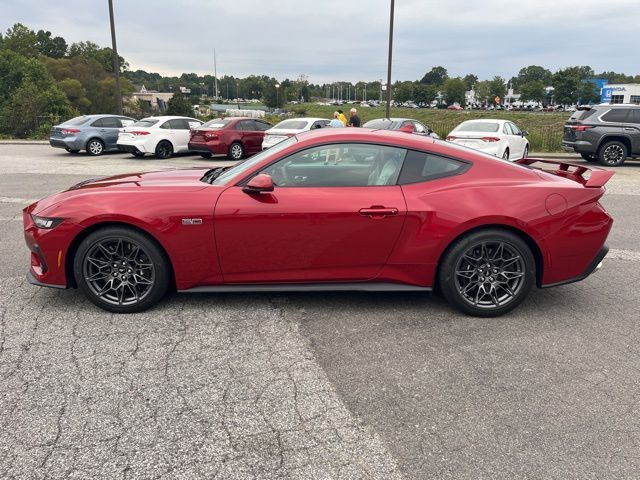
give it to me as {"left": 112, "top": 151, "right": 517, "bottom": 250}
{"left": 188, "top": 117, "right": 272, "bottom": 160}
{"left": 23, "top": 128, "right": 614, "bottom": 317}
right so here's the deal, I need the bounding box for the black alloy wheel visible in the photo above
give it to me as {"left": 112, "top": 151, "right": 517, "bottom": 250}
{"left": 439, "top": 229, "right": 535, "bottom": 317}
{"left": 598, "top": 140, "right": 627, "bottom": 167}
{"left": 155, "top": 140, "right": 174, "bottom": 159}
{"left": 74, "top": 227, "right": 170, "bottom": 313}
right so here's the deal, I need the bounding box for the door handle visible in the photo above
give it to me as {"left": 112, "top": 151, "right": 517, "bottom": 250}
{"left": 624, "top": 127, "right": 635, "bottom": 131}
{"left": 359, "top": 206, "right": 398, "bottom": 217}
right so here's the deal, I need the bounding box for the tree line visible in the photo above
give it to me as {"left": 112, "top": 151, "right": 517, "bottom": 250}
{"left": 1, "top": 22, "right": 639, "bottom": 138}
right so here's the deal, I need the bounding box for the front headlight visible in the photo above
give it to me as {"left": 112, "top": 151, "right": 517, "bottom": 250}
{"left": 31, "top": 215, "right": 64, "bottom": 229}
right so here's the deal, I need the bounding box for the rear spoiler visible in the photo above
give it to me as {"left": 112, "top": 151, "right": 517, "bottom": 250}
{"left": 516, "top": 157, "right": 614, "bottom": 188}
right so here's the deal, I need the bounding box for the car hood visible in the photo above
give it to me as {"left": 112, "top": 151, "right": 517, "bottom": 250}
{"left": 30, "top": 168, "right": 211, "bottom": 215}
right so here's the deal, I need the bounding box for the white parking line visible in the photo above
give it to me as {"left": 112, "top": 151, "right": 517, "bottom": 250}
{"left": 608, "top": 248, "right": 640, "bottom": 261}
{"left": 0, "top": 196, "right": 36, "bottom": 205}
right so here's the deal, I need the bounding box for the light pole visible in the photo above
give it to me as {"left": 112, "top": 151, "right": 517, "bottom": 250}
{"left": 385, "top": 0, "right": 395, "bottom": 119}
{"left": 275, "top": 83, "right": 280, "bottom": 108}
{"left": 108, "top": 0, "right": 123, "bottom": 114}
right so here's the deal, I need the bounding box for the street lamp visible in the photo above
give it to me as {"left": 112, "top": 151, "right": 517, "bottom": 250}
{"left": 275, "top": 83, "right": 280, "bottom": 108}
{"left": 108, "top": 0, "right": 123, "bottom": 114}
{"left": 385, "top": 0, "right": 395, "bottom": 119}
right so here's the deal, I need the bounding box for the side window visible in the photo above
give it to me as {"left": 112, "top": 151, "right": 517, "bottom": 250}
{"left": 259, "top": 143, "right": 406, "bottom": 187}
{"left": 237, "top": 120, "right": 253, "bottom": 131}
{"left": 91, "top": 118, "right": 104, "bottom": 128}
{"left": 160, "top": 120, "right": 172, "bottom": 129}
{"left": 509, "top": 122, "right": 521, "bottom": 135}
{"left": 632, "top": 109, "right": 640, "bottom": 124}
{"left": 397, "top": 150, "right": 469, "bottom": 185}
{"left": 401, "top": 121, "right": 415, "bottom": 132}
{"left": 413, "top": 122, "right": 426, "bottom": 133}
{"left": 101, "top": 117, "right": 119, "bottom": 128}
{"left": 253, "top": 120, "right": 271, "bottom": 131}
{"left": 503, "top": 123, "right": 513, "bottom": 135}
{"left": 601, "top": 109, "right": 630, "bottom": 123}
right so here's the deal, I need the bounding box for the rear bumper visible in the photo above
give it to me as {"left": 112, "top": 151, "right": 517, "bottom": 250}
{"left": 562, "top": 139, "right": 597, "bottom": 154}
{"left": 541, "top": 244, "right": 609, "bottom": 288}
{"left": 50, "top": 138, "right": 82, "bottom": 150}
{"left": 117, "top": 143, "right": 144, "bottom": 154}
{"left": 188, "top": 140, "right": 228, "bottom": 155}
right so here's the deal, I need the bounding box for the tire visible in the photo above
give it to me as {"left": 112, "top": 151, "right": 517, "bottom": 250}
{"left": 65, "top": 148, "right": 80, "bottom": 154}
{"left": 438, "top": 229, "right": 536, "bottom": 317}
{"left": 522, "top": 145, "right": 529, "bottom": 159}
{"left": 502, "top": 149, "right": 509, "bottom": 161}
{"left": 580, "top": 153, "right": 597, "bottom": 162}
{"left": 200, "top": 152, "right": 213, "bottom": 159}
{"left": 86, "top": 138, "right": 105, "bottom": 156}
{"left": 228, "top": 142, "right": 244, "bottom": 160}
{"left": 155, "top": 140, "right": 174, "bottom": 159}
{"left": 73, "top": 226, "right": 170, "bottom": 313}
{"left": 132, "top": 151, "right": 145, "bottom": 158}
{"left": 598, "top": 140, "right": 627, "bottom": 167}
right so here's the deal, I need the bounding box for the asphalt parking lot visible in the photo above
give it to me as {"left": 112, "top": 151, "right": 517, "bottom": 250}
{"left": 1, "top": 143, "right": 640, "bottom": 479}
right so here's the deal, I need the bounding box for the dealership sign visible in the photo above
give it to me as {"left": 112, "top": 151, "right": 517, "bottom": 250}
{"left": 600, "top": 86, "right": 627, "bottom": 103}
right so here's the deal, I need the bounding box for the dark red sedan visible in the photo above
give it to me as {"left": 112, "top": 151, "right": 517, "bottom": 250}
{"left": 23, "top": 128, "right": 613, "bottom": 317}
{"left": 188, "top": 117, "right": 272, "bottom": 160}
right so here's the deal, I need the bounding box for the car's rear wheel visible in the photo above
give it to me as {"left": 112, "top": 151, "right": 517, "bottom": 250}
{"left": 65, "top": 148, "right": 80, "bottom": 154}
{"left": 200, "top": 152, "right": 213, "bottom": 159}
{"left": 502, "top": 149, "right": 509, "bottom": 161}
{"left": 438, "top": 229, "right": 535, "bottom": 317}
{"left": 228, "top": 142, "right": 244, "bottom": 160}
{"left": 86, "top": 138, "right": 105, "bottom": 156}
{"left": 598, "top": 140, "right": 627, "bottom": 167}
{"left": 155, "top": 140, "right": 174, "bottom": 159}
{"left": 73, "top": 227, "right": 170, "bottom": 313}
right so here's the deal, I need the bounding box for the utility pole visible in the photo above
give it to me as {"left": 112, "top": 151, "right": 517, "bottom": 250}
{"left": 108, "top": 0, "right": 123, "bottom": 114}
{"left": 385, "top": 0, "right": 395, "bottom": 119}
{"left": 213, "top": 49, "right": 219, "bottom": 100}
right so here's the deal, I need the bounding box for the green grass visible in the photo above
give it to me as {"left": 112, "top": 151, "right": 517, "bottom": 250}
{"left": 285, "top": 103, "right": 571, "bottom": 153}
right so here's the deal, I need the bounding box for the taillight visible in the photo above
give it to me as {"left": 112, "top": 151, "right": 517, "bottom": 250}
{"left": 570, "top": 125, "right": 594, "bottom": 132}
{"left": 481, "top": 137, "right": 500, "bottom": 142}
{"left": 61, "top": 128, "right": 80, "bottom": 135}
{"left": 129, "top": 131, "right": 150, "bottom": 136}
{"left": 446, "top": 135, "right": 457, "bottom": 141}
{"left": 204, "top": 132, "right": 219, "bottom": 139}
{"left": 285, "top": 133, "right": 295, "bottom": 137}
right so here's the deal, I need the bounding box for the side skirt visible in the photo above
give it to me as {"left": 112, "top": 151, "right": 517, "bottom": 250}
{"left": 178, "top": 282, "right": 432, "bottom": 293}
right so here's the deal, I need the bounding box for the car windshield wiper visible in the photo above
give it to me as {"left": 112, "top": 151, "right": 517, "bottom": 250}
{"left": 201, "top": 166, "right": 231, "bottom": 184}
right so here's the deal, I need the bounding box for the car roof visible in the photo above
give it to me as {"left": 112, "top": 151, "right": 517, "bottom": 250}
{"left": 459, "top": 118, "right": 507, "bottom": 123}
{"left": 142, "top": 115, "right": 199, "bottom": 121}
{"left": 276, "top": 117, "right": 328, "bottom": 123}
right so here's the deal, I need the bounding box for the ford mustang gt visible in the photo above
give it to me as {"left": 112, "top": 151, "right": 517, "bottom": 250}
{"left": 23, "top": 128, "right": 614, "bottom": 317}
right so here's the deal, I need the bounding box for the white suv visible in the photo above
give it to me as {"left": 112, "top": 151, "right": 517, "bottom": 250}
{"left": 117, "top": 116, "right": 203, "bottom": 158}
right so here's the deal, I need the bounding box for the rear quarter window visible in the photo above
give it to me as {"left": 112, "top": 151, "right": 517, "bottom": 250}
{"left": 569, "top": 109, "right": 597, "bottom": 122}
{"left": 398, "top": 150, "right": 469, "bottom": 184}
{"left": 601, "top": 109, "right": 630, "bottom": 123}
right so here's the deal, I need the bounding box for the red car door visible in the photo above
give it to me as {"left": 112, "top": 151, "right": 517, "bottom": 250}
{"left": 214, "top": 143, "right": 408, "bottom": 283}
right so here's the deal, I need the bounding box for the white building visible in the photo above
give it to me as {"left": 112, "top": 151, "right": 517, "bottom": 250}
{"left": 600, "top": 84, "right": 640, "bottom": 104}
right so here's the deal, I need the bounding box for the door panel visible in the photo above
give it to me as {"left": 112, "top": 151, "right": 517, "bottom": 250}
{"left": 214, "top": 186, "right": 407, "bottom": 283}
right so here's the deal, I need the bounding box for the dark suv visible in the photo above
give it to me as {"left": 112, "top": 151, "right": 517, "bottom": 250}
{"left": 562, "top": 104, "right": 640, "bottom": 166}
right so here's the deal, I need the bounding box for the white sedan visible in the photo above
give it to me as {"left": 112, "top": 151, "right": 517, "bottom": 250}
{"left": 262, "top": 118, "right": 330, "bottom": 149}
{"left": 117, "top": 116, "right": 203, "bottom": 159}
{"left": 446, "top": 119, "right": 529, "bottom": 161}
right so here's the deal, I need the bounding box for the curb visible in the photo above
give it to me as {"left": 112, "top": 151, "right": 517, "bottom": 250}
{"left": 0, "top": 140, "right": 49, "bottom": 145}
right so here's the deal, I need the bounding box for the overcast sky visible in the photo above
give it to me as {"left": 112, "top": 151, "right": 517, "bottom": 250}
{"left": 2, "top": 0, "right": 638, "bottom": 83}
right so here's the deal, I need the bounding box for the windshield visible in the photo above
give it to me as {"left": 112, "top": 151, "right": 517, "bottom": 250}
{"left": 456, "top": 122, "right": 500, "bottom": 132}
{"left": 62, "top": 116, "right": 91, "bottom": 126}
{"left": 133, "top": 119, "right": 159, "bottom": 127}
{"left": 211, "top": 135, "right": 298, "bottom": 185}
{"left": 273, "top": 120, "right": 309, "bottom": 130}
{"left": 363, "top": 119, "right": 398, "bottom": 129}
{"left": 202, "top": 119, "right": 230, "bottom": 128}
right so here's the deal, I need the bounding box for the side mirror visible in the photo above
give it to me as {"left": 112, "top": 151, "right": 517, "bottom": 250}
{"left": 521, "top": 131, "right": 529, "bottom": 137}
{"left": 243, "top": 174, "right": 274, "bottom": 194}
{"left": 399, "top": 124, "right": 414, "bottom": 134}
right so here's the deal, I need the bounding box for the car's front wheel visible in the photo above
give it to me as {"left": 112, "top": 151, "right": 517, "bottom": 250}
{"left": 73, "top": 227, "right": 170, "bottom": 313}
{"left": 86, "top": 138, "right": 105, "bottom": 156}
{"left": 438, "top": 229, "right": 535, "bottom": 317}
{"left": 522, "top": 145, "right": 529, "bottom": 159}
{"left": 155, "top": 140, "right": 174, "bottom": 159}
{"left": 502, "top": 149, "right": 510, "bottom": 161}
{"left": 598, "top": 140, "right": 627, "bottom": 167}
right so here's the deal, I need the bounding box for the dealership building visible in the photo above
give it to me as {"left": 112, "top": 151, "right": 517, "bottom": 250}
{"left": 600, "top": 84, "right": 640, "bottom": 104}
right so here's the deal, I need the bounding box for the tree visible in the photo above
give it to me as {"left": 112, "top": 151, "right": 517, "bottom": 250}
{"left": 2, "top": 23, "right": 38, "bottom": 57}
{"left": 263, "top": 82, "right": 286, "bottom": 108}
{"left": 166, "top": 89, "right": 193, "bottom": 116}
{"left": 519, "top": 80, "right": 546, "bottom": 103}
{"left": 420, "top": 66, "right": 448, "bottom": 85}
{"left": 474, "top": 81, "right": 490, "bottom": 104}
{"left": 413, "top": 84, "right": 438, "bottom": 105}
{"left": 552, "top": 68, "right": 581, "bottom": 105}
{"left": 577, "top": 81, "right": 600, "bottom": 105}
{"left": 35, "top": 30, "right": 67, "bottom": 58}
{"left": 58, "top": 78, "right": 90, "bottom": 111}
{"left": 488, "top": 76, "right": 506, "bottom": 103}
{"left": 393, "top": 81, "right": 414, "bottom": 102}
{"left": 597, "top": 71, "right": 633, "bottom": 84}
{"left": 463, "top": 74, "right": 478, "bottom": 90}
{"left": 442, "top": 78, "right": 466, "bottom": 105}
{"left": 513, "top": 65, "right": 552, "bottom": 89}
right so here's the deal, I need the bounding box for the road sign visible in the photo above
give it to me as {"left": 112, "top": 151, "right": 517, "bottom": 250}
{"left": 494, "top": 96, "right": 501, "bottom": 104}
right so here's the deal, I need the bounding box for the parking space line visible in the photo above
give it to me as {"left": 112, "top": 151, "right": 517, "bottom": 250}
{"left": 0, "top": 196, "right": 36, "bottom": 205}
